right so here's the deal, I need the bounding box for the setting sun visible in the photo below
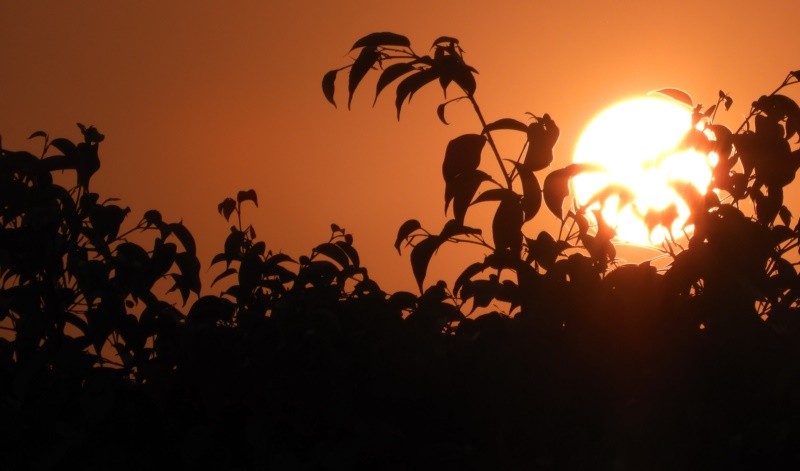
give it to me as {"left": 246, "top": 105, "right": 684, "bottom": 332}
{"left": 572, "top": 96, "right": 715, "bottom": 246}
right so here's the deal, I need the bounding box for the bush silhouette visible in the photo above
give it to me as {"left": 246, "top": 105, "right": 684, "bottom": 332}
{"left": 1, "top": 32, "right": 800, "bottom": 469}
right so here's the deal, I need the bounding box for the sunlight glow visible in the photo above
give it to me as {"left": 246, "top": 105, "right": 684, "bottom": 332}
{"left": 572, "top": 97, "right": 715, "bottom": 245}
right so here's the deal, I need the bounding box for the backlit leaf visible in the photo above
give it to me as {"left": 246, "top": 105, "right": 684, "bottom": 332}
{"left": 542, "top": 164, "right": 602, "bottom": 220}
{"left": 652, "top": 88, "right": 693, "bottom": 107}
{"left": 28, "top": 131, "right": 47, "bottom": 140}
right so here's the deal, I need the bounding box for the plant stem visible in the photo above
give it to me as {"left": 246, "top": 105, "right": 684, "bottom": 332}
{"left": 468, "top": 95, "right": 513, "bottom": 189}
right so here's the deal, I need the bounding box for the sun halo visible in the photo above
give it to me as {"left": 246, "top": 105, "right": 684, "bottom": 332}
{"left": 571, "top": 96, "right": 716, "bottom": 247}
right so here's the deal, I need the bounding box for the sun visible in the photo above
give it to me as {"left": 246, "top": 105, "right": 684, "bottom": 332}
{"left": 571, "top": 96, "right": 715, "bottom": 246}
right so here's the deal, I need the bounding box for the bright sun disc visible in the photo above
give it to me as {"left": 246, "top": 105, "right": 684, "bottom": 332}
{"left": 572, "top": 97, "right": 715, "bottom": 246}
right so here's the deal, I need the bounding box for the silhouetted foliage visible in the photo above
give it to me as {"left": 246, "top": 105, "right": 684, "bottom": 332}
{"left": 1, "top": 32, "right": 800, "bottom": 470}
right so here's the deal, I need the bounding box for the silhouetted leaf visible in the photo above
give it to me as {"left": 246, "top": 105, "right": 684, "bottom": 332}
{"left": 395, "top": 219, "right": 422, "bottom": 254}
{"left": 436, "top": 102, "right": 449, "bottom": 125}
{"left": 492, "top": 194, "right": 523, "bottom": 255}
{"left": 335, "top": 240, "right": 360, "bottom": 267}
{"left": 348, "top": 47, "right": 380, "bottom": 109}
{"left": 510, "top": 161, "right": 542, "bottom": 221}
{"left": 652, "top": 88, "right": 693, "bottom": 107}
{"left": 236, "top": 189, "right": 258, "bottom": 206}
{"left": 724, "top": 95, "right": 733, "bottom": 111}
{"left": 410, "top": 236, "right": 444, "bottom": 292}
{"left": 525, "top": 231, "right": 570, "bottom": 269}
{"left": 440, "top": 219, "right": 482, "bottom": 239}
{"left": 389, "top": 290, "right": 418, "bottom": 311}
{"left": 432, "top": 36, "right": 459, "bottom": 47}
{"left": 211, "top": 267, "right": 237, "bottom": 287}
{"left": 314, "top": 242, "right": 350, "bottom": 268}
{"left": 442, "top": 134, "right": 485, "bottom": 182}
{"left": 452, "top": 63, "right": 477, "bottom": 96}
{"left": 543, "top": 163, "right": 603, "bottom": 219}
{"left": 49, "top": 137, "right": 76, "bottom": 155}
{"left": 395, "top": 68, "right": 439, "bottom": 119}
{"left": 472, "top": 188, "right": 515, "bottom": 205}
{"left": 217, "top": 198, "right": 237, "bottom": 221}
{"left": 448, "top": 170, "right": 491, "bottom": 223}
{"left": 580, "top": 184, "right": 636, "bottom": 213}
{"left": 351, "top": 32, "right": 410, "bottom": 51}
{"left": 322, "top": 69, "right": 338, "bottom": 107}
{"left": 28, "top": 131, "right": 47, "bottom": 140}
{"left": 524, "top": 116, "right": 559, "bottom": 171}
{"left": 143, "top": 209, "right": 163, "bottom": 227}
{"left": 375, "top": 62, "right": 415, "bottom": 104}
{"left": 165, "top": 222, "right": 197, "bottom": 255}
{"left": 483, "top": 118, "right": 528, "bottom": 134}
{"left": 779, "top": 205, "right": 792, "bottom": 227}
{"left": 454, "top": 262, "right": 487, "bottom": 299}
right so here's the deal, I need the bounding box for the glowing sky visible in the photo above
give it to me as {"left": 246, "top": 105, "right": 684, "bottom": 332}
{"left": 1, "top": 1, "right": 798, "bottom": 293}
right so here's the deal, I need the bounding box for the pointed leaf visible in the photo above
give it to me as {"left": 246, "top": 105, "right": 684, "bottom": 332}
{"left": 448, "top": 169, "right": 492, "bottom": 223}
{"left": 432, "top": 36, "right": 459, "bottom": 47}
{"left": 483, "top": 118, "right": 528, "bottom": 134}
{"left": 348, "top": 47, "right": 380, "bottom": 109}
{"left": 492, "top": 195, "right": 524, "bottom": 255}
{"left": 454, "top": 262, "right": 487, "bottom": 299}
{"left": 652, "top": 88, "right": 693, "bottom": 107}
{"left": 436, "top": 102, "right": 449, "bottom": 125}
{"left": 410, "top": 236, "right": 444, "bottom": 292}
{"left": 395, "top": 219, "right": 422, "bottom": 254}
{"left": 472, "top": 188, "right": 515, "bottom": 205}
{"left": 28, "top": 131, "right": 48, "bottom": 140}
{"left": 542, "top": 163, "right": 604, "bottom": 220}
{"left": 351, "top": 32, "right": 410, "bottom": 51}
{"left": 217, "top": 198, "right": 237, "bottom": 221}
{"left": 322, "top": 69, "right": 338, "bottom": 107}
{"left": 49, "top": 137, "right": 76, "bottom": 155}
{"left": 453, "top": 63, "right": 476, "bottom": 96}
{"left": 510, "top": 162, "right": 542, "bottom": 221}
{"left": 440, "top": 219, "right": 482, "bottom": 239}
{"left": 395, "top": 68, "right": 439, "bottom": 119}
{"left": 313, "top": 242, "right": 350, "bottom": 269}
{"left": 166, "top": 222, "right": 197, "bottom": 255}
{"left": 374, "top": 62, "right": 416, "bottom": 104}
{"left": 211, "top": 268, "right": 237, "bottom": 287}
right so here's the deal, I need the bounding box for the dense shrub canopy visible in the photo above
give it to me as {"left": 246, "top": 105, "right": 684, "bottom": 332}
{"left": 2, "top": 33, "right": 800, "bottom": 469}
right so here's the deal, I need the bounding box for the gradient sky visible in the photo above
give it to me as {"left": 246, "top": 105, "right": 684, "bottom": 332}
{"left": 2, "top": 1, "right": 798, "bottom": 294}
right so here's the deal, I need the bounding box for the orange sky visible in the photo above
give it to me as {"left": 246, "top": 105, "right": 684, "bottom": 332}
{"left": 1, "top": 1, "right": 798, "bottom": 294}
